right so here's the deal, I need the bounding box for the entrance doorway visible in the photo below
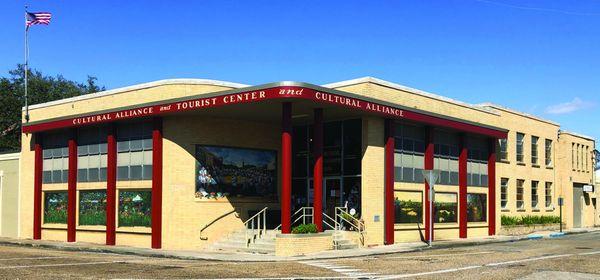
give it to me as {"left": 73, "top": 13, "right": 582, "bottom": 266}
{"left": 309, "top": 177, "right": 343, "bottom": 219}
{"left": 573, "top": 184, "right": 583, "bottom": 228}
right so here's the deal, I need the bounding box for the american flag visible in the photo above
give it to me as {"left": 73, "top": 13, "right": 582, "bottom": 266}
{"left": 26, "top": 12, "right": 52, "bottom": 27}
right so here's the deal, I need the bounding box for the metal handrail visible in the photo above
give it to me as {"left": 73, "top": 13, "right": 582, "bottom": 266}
{"left": 275, "top": 207, "right": 314, "bottom": 230}
{"left": 199, "top": 209, "right": 238, "bottom": 240}
{"left": 244, "top": 207, "right": 268, "bottom": 247}
{"left": 335, "top": 207, "right": 366, "bottom": 246}
{"left": 322, "top": 212, "right": 340, "bottom": 230}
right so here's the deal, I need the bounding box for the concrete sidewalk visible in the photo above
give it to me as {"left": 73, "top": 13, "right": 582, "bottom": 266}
{"left": 0, "top": 228, "right": 597, "bottom": 262}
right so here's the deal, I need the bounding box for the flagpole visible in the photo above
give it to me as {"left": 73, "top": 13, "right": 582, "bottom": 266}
{"left": 24, "top": 5, "right": 30, "bottom": 122}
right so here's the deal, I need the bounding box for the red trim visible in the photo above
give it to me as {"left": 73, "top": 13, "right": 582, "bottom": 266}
{"left": 488, "top": 138, "right": 497, "bottom": 236}
{"left": 281, "top": 103, "right": 292, "bottom": 234}
{"left": 151, "top": 118, "right": 163, "bottom": 249}
{"left": 67, "top": 129, "right": 77, "bottom": 242}
{"left": 33, "top": 136, "right": 42, "bottom": 240}
{"left": 459, "top": 134, "right": 468, "bottom": 239}
{"left": 106, "top": 125, "right": 117, "bottom": 245}
{"left": 384, "top": 119, "right": 395, "bottom": 245}
{"left": 22, "top": 86, "right": 507, "bottom": 139}
{"left": 312, "top": 108, "right": 324, "bottom": 232}
{"left": 424, "top": 127, "right": 434, "bottom": 241}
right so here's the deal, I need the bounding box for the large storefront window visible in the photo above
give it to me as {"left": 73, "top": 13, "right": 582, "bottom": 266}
{"left": 467, "top": 193, "right": 487, "bottom": 222}
{"left": 42, "top": 131, "right": 69, "bottom": 184}
{"left": 118, "top": 190, "right": 151, "bottom": 227}
{"left": 291, "top": 119, "right": 362, "bottom": 214}
{"left": 79, "top": 190, "right": 107, "bottom": 226}
{"left": 44, "top": 191, "right": 68, "bottom": 224}
{"left": 434, "top": 192, "right": 458, "bottom": 223}
{"left": 117, "top": 122, "right": 153, "bottom": 181}
{"left": 394, "top": 191, "right": 423, "bottom": 224}
{"left": 77, "top": 126, "right": 108, "bottom": 182}
{"left": 394, "top": 124, "right": 425, "bottom": 183}
{"left": 194, "top": 146, "right": 277, "bottom": 199}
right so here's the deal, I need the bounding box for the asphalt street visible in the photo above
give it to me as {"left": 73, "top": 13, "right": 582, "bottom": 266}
{"left": 0, "top": 231, "right": 598, "bottom": 279}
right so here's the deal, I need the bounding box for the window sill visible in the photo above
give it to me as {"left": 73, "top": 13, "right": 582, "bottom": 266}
{"left": 42, "top": 223, "right": 67, "bottom": 230}
{"left": 517, "top": 162, "right": 526, "bottom": 166}
{"left": 501, "top": 209, "right": 510, "bottom": 212}
{"left": 116, "top": 227, "right": 151, "bottom": 234}
{"left": 516, "top": 209, "right": 526, "bottom": 212}
{"left": 76, "top": 225, "right": 106, "bottom": 232}
{"left": 499, "top": 160, "right": 511, "bottom": 164}
{"left": 545, "top": 208, "right": 554, "bottom": 212}
{"left": 546, "top": 166, "right": 554, "bottom": 170}
{"left": 532, "top": 208, "right": 540, "bottom": 212}
{"left": 532, "top": 164, "right": 540, "bottom": 168}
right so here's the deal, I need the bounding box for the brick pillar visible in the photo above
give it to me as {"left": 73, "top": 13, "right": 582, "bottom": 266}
{"left": 488, "top": 138, "right": 497, "bottom": 236}
{"left": 424, "top": 127, "right": 435, "bottom": 241}
{"left": 313, "top": 108, "right": 324, "bottom": 232}
{"left": 151, "top": 118, "right": 163, "bottom": 249}
{"left": 106, "top": 124, "right": 117, "bottom": 245}
{"left": 459, "top": 134, "right": 468, "bottom": 238}
{"left": 67, "top": 129, "right": 77, "bottom": 242}
{"left": 384, "top": 119, "right": 395, "bottom": 245}
{"left": 281, "top": 103, "right": 292, "bottom": 234}
{"left": 33, "top": 134, "right": 43, "bottom": 240}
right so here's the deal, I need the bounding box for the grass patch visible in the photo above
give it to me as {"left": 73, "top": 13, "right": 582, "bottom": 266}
{"left": 501, "top": 215, "right": 561, "bottom": 226}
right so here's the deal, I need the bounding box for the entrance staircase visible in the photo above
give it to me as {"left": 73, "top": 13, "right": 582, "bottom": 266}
{"left": 209, "top": 229, "right": 277, "bottom": 254}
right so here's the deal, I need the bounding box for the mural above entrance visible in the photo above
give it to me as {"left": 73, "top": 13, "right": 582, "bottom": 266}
{"left": 195, "top": 145, "right": 277, "bottom": 199}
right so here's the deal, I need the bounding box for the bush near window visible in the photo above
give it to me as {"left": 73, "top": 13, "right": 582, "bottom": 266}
{"left": 291, "top": 223, "right": 318, "bottom": 234}
{"left": 501, "top": 215, "right": 561, "bottom": 226}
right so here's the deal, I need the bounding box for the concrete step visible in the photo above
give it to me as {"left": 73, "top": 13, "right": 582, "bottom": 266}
{"left": 211, "top": 244, "right": 275, "bottom": 254}
{"left": 336, "top": 243, "right": 359, "bottom": 250}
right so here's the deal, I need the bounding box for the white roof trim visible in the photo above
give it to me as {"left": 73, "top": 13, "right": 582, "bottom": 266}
{"left": 478, "top": 103, "right": 560, "bottom": 127}
{"left": 559, "top": 130, "right": 596, "bottom": 142}
{"left": 24, "top": 79, "right": 250, "bottom": 111}
{"left": 0, "top": 153, "right": 20, "bottom": 161}
{"left": 322, "top": 77, "right": 499, "bottom": 116}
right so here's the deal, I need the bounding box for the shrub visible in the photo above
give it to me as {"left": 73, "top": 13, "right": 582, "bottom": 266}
{"left": 501, "top": 215, "right": 561, "bottom": 226}
{"left": 291, "top": 223, "right": 318, "bottom": 234}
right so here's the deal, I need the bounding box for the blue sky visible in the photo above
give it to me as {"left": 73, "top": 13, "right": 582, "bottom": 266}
{"left": 2, "top": 0, "right": 599, "bottom": 141}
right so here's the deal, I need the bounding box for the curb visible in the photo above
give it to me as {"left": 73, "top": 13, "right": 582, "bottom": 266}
{"left": 0, "top": 229, "right": 596, "bottom": 262}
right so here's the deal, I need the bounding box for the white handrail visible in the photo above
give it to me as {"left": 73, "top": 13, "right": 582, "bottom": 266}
{"left": 244, "top": 207, "right": 268, "bottom": 247}
{"left": 334, "top": 207, "right": 366, "bottom": 246}
{"left": 275, "top": 207, "right": 314, "bottom": 230}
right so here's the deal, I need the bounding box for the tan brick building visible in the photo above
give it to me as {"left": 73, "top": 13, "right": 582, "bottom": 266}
{"left": 13, "top": 77, "right": 597, "bottom": 252}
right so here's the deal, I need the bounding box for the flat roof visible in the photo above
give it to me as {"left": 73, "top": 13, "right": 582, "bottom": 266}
{"left": 478, "top": 103, "right": 560, "bottom": 127}
{"left": 559, "top": 130, "right": 596, "bottom": 142}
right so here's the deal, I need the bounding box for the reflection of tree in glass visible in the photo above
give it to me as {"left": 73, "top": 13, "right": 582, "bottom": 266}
{"left": 118, "top": 191, "right": 151, "bottom": 227}
{"left": 44, "top": 192, "right": 68, "bottom": 224}
{"left": 467, "top": 194, "right": 486, "bottom": 222}
{"left": 434, "top": 202, "right": 458, "bottom": 223}
{"left": 79, "top": 191, "right": 107, "bottom": 226}
{"left": 395, "top": 199, "right": 423, "bottom": 224}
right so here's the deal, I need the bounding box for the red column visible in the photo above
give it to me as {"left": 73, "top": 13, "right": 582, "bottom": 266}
{"left": 33, "top": 135, "right": 43, "bottom": 240}
{"left": 459, "top": 134, "right": 468, "bottom": 238}
{"left": 312, "top": 109, "right": 324, "bottom": 232}
{"left": 424, "top": 127, "right": 434, "bottom": 241}
{"left": 488, "top": 138, "right": 497, "bottom": 236}
{"left": 384, "top": 119, "right": 395, "bottom": 245}
{"left": 67, "top": 129, "right": 77, "bottom": 242}
{"left": 151, "top": 118, "right": 163, "bottom": 249}
{"left": 106, "top": 124, "right": 117, "bottom": 245}
{"left": 281, "top": 103, "right": 292, "bottom": 234}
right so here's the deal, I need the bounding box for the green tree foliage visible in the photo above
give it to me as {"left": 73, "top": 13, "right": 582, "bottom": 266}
{"left": 0, "top": 64, "right": 104, "bottom": 152}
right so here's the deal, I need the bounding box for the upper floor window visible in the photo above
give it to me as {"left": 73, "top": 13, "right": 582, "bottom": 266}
{"left": 531, "top": 136, "right": 539, "bottom": 165}
{"left": 545, "top": 182, "right": 552, "bottom": 208}
{"left": 433, "top": 130, "right": 459, "bottom": 186}
{"left": 394, "top": 124, "right": 425, "bottom": 184}
{"left": 497, "top": 138, "right": 508, "bottom": 161}
{"left": 467, "top": 137, "right": 489, "bottom": 187}
{"left": 117, "top": 122, "right": 153, "bottom": 181}
{"left": 516, "top": 133, "right": 525, "bottom": 163}
{"left": 77, "top": 126, "right": 108, "bottom": 182}
{"left": 500, "top": 178, "right": 509, "bottom": 209}
{"left": 545, "top": 139, "right": 552, "bottom": 167}
{"left": 42, "top": 131, "right": 69, "bottom": 184}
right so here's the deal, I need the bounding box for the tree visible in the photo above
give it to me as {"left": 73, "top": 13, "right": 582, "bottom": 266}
{"left": 0, "top": 65, "right": 104, "bottom": 152}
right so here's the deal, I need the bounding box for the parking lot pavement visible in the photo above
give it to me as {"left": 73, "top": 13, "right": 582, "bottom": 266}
{"left": 0, "top": 231, "right": 598, "bottom": 279}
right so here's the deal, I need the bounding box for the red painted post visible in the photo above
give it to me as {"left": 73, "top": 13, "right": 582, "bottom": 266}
{"left": 67, "top": 129, "right": 77, "bottom": 242}
{"left": 313, "top": 109, "right": 324, "bottom": 232}
{"left": 33, "top": 135, "right": 43, "bottom": 240}
{"left": 151, "top": 118, "right": 163, "bottom": 249}
{"left": 459, "top": 134, "right": 468, "bottom": 238}
{"left": 281, "top": 103, "right": 292, "bottom": 234}
{"left": 488, "top": 138, "right": 497, "bottom": 236}
{"left": 424, "top": 127, "right": 435, "bottom": 241}
{"left": 384, "top": 119, "right": 395, "bottom": 245}
{"left": 106, "top": 124, "right": 117, "bottom": 245}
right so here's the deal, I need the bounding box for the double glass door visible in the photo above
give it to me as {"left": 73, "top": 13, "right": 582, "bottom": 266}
{"left": 309, "top": 177, "right": 342, "bottom": 220}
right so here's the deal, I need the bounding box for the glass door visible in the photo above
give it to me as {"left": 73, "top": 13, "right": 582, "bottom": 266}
{"left": 324, "top": 178, "right": 342, "bottom": 220}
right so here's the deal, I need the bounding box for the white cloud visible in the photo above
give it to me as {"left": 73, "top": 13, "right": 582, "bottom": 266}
{"left": 544, "top": 97, "right": 595, "bottom": 115}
